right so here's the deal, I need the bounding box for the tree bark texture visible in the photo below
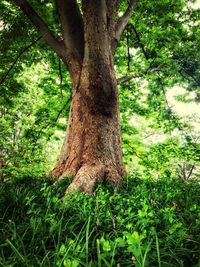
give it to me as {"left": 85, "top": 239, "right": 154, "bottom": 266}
{"left": 49, "top": 0, "right": 125, "bottom": 193}
{"left": 14, "top": 0, "right": 138, "bottom": 193}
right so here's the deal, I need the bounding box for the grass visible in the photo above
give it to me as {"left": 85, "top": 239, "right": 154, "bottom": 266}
{"left": 0, "top": 174, "right": 200, "bottom": 266}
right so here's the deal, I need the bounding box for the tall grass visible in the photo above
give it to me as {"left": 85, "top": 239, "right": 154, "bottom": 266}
{"left": 0, "top": 175, "right": 200, "bottom": 266}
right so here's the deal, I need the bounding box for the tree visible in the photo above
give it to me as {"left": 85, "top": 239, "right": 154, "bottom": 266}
{"left": 6, "top": 0, "right": 138, "bottom": 193}
{"left": 2, "top": 0, "right": 200, "bottom": 192}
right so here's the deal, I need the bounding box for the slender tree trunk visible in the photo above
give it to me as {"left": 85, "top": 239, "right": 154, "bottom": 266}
{"left": 49, "top": 0, "right": 125, "bottom": 193}
{"left": 0, "top": 152, "right": 5, "bottom": 183}
{"left": 0, "top": 171, "right": 3, "bottom": 183}
{"left": 0, "top": 162, "right": 4, "bottom": 183}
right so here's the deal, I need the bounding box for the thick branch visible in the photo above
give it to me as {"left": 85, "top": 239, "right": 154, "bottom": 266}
{"left": 105, "top": 1, "right": 119, "bottom": 33}
{"left": 56, "top": 0, "right": 84, "bottom": 62}
{"left": 105, "top": 0, "right": 119, "bottom": 55}
{"left": 13, "top": 0, "right": 64, "bottom": 58}
{"left": 116, "top": 0, "right": 138, "bottom": 42}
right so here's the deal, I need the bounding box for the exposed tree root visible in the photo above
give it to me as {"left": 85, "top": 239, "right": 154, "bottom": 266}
{"left": 49, "top": 159, "right": 124, "bottom": 194}
{"left": 56, "top": 164, "right": 122, "bottom": 195}
{"left": 65, "top": 164, "right": 104, "bottom": 194}
{"left": 49, "top": 165, "right": 64, "bottom": 181}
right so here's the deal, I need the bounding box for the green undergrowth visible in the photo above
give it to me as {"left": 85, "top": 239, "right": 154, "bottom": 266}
{"left": 0, "top": 175, "right": 200, "bottom": 267}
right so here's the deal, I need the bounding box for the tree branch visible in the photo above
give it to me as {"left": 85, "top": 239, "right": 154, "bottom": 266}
{"left": 54, "top": 96, "right": 71, "bottom": 123}
{"left": 13, "top": 0, "right": 65, "bottom": 58}
{"left": 117, "top": 67, "right": 161, "bottom": 84}
{"left": 144, "top": 132, "right": 158, "bottom": 139}
{"left": 130, "top": 24, "right": 149, "bottom": 60}
{"left": 115, "top": 0, "right": 138, "bottom": 42}
{"left": 0, "top": 36, "right": 41, "bottom": 85}
{"left": 55, "top": 0, "right": 84, "bottom": 62}
{"left": 126, "top": 33, "right": 131, "bottom": 71}
{"left": 58, "top": 58, "right": 63, "bottom": 98}
{"left": 187, "top": 164, "right": 195, "bottom": 180}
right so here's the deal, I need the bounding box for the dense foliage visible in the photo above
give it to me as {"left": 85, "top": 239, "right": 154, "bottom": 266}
{"left": 0, "top": 175, "right": 200, "bottom": 266}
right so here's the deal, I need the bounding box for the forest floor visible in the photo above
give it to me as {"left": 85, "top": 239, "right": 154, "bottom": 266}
{"left": 0, "top": 175, "right": 200, "bottom": 267}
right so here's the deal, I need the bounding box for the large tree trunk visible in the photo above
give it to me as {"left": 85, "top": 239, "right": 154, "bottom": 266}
{"left": 13, "top": 0, "right": 138, "bottom": 194}
{"left": 49, "top": 73, "right": 125, "bottom": 193}
{"left": 49, "top": 0, "right": 125, "bottom": 193}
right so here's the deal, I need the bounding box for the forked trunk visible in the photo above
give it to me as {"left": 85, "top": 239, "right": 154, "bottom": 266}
{"left": 49, "top": 0, "right": 125, "bottom": 193}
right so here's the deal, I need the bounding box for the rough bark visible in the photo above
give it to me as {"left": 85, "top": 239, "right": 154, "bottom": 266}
{"left": 49, "top": 76, "right": 125, "bottom": 193}
{"left": 49, "top": 0, "right": 125, "bottom": 193}
{"left": 13, "top": 0, "right": 138, "bottom": 194}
